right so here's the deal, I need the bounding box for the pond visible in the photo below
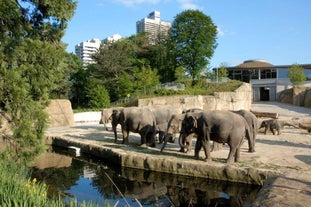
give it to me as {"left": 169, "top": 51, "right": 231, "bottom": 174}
{"left": 31, "top": 146, "right": 261, "bottom": 207}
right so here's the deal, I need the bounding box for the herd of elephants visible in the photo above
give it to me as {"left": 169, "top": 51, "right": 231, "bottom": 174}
{"left": 99, "top": 106, "right": 286, "bottom": 164}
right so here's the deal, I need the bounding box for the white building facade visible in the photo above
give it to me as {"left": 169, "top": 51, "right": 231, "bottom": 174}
{"left": 136, "top": 11, "right": 171, "bottom": 43}
{"left": 75, "top": 38, "right": 101, "bottom": 66}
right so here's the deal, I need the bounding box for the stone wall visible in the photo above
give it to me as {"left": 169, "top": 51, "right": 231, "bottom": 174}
{"left": 278, "top": 86, "right": 311, "bottom": 108}
{"left": 45, "top": 99, "right": 74, "bottom": 127}
{"left": 138, "top": 83, "right": 252, "bottom": 112}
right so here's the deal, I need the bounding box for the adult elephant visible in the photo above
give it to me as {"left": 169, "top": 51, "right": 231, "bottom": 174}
{"left": 146, "top": 105, "right": 180, "bottom": 144}
{"left": 161, "top": 108, "right": 203, "bottom": 152}
{"left": 110, "top": 107, "right": 157, "bottom": 147}
{"left": 180, "top": 110, "right": 251, "bottom": 163}
{"left": 99, "top": 107, "right": 123, "bottom": 131}
{"left": 232, "top": 109, "right": 258, "bottom": 152}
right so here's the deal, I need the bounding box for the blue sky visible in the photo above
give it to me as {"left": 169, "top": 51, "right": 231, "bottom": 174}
{"left": 62, "top": 0, "right": 311, "bottom": 68}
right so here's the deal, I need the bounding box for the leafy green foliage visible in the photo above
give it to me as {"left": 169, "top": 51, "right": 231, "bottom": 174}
{"left": 287, "top": 64, "right": 307, "bottom": 85}
{"left": 90, "top": 34, "right": 160, "bottom": 102}
{"left": 169, "top": 10, "right": 218, "bottom": 85}
{"left": 0, "top": 0, "right": 77, "bottom": 164}
{"left": 70, "top": 66, "right": 90, "bottom": 108}
{"left": 87, "top": 82, "right": 111, "bottom": 109}
{"left": 0, "top": 159, "right": 102, "bottom": 206}
{"left": 141, "top": 80, "right": 243, "bottom": 99}
{"left": 218, "top": 65, "right": 229, "bottom": 78}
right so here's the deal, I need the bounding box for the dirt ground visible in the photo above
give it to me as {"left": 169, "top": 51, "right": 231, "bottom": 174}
{"left": 249, "top": 102, "right": 311, "bottom": 206}
{"left": 46, "top": 101, "right": 311, "bottom": 206}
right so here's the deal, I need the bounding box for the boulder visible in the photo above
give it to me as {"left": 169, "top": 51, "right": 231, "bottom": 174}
{"left": 45, "top": 99, "right": 74, "bottom": 127}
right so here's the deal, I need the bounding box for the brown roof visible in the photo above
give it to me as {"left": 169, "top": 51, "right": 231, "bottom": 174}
{"left": 237, "top": 60, "right": 273, "bottom": 68}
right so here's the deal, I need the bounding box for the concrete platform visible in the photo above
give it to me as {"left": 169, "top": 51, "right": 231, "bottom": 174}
{"left": 45, "top": 102, "right": 311, "bottom": 206}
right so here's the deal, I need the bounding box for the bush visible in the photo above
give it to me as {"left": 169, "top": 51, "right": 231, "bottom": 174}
{"left": 87, "top": 84, "right": 110, "bottom": 109}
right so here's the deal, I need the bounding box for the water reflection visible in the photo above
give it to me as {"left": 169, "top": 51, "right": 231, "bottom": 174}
{"left": 31, "top": 147, "right": 261, "bottom": 207}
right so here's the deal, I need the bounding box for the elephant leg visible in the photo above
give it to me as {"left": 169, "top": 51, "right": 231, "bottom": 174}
{"left": 201, "top": 139, "right": 211, "bottom": 161}
{"left": 148, "top": 131, "right": 157, "bottom": 147}
{"left": 140, "top": 133, "right": 147, "bottom": 146}
{"left": 122, "top": 129, "right": 129, "bottom": 144}
{"left": 160, "top": 134, "right": 170, "bottom": 152}
{"left": 226, "top": 144, "right": 237, "bottom": 164}
{"left": 194, "top": 139, "right": 202, "bottom": 160}
{"left": 112, "top": 124, "right": 118, "bottom": 143}
{"left": 158, "top": 131, "right": 165, "bottom": 144}
{"left": 235, "top": 138, "right": 244, "bottom": 162}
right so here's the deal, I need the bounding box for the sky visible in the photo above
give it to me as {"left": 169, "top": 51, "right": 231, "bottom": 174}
{"left": 62, "top": 0, "right": 311, "bottom": 68}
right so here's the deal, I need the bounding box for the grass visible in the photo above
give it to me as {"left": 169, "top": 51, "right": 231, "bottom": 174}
{"left": 0, "top": 158, "right": 105, "bottom": 207}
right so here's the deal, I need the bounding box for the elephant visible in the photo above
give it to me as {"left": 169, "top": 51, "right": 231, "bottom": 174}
{"left": 160, "top": 113, "right": 185, "bottom": 152}
{"left": 146, "top": 105, "right": 180, "bottom": 144}
{"left": 161, "top": 108, "right": 203, "bottom": 152}
{"left": 232, "top": 109, "right": 258, "bottom": 152}
{"left": 180, "top": 110, "right": 252, "bottom": 163}
{"left": 259, "top": 119, "right": 297, "bottom": 135}
{"left": 99, "top": 107, "right": 123, "bottom": 131}
{"left": 110, "top": 107, "right": 157, "bottom": 147}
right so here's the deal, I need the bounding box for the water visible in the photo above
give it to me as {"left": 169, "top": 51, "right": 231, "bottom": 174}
{"left": 31, "top": 146, "right": 261, "bottom": 207}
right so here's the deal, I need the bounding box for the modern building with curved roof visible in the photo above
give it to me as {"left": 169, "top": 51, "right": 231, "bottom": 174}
{"left": 221, "top": 60, "right": 311, "bottom": 101}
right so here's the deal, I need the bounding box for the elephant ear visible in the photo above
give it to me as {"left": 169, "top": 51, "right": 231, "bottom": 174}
{"left": 183, "top": 114, "right": 197, "bottom": 133}
{"left": 111, "top": 109, "right": 122, "bottom": 122}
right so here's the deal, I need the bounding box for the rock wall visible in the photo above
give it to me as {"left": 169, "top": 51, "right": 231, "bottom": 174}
{"left": 138, "top": 83, "right": 252, "bottom": 112}
{"left": 278, "top": 86, "right": 311, "bottom": 108}
{"left": 45, "top": 99, "right": 74, "bottom": 127}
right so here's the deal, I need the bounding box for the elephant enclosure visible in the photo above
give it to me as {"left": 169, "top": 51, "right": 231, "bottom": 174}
{"left": 45, "top": 101, "right": 311, "bottom": 206}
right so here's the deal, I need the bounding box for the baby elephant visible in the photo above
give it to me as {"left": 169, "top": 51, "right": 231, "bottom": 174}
{"left": 259, "top": 119, "right": 282, "bottom": 135}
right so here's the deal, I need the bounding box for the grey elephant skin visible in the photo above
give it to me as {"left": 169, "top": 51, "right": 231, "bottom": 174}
{"left": 259, "top": 119, "right": 297, "bottom": 135}
{"left": 161, "top": 108, "right": 203, "bottom": 152}
{"left": 161, "top": 113, "right": 185, "bottom": 152}
{"left": 232, "top": 109, "right": 257, "bottom": 152}
{"left": 146, "top": 105, "right": 180, "bottom": 144}
{"left": 180, "top": 110, "right": 251, "bottom": 163}
{"left": 99, "top": 107, "right": 123, "bottom": 131}
{"left": 111, "top": 107, "right": 157, "bottom": 146}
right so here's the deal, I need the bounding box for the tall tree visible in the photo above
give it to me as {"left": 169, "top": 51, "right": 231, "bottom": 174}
{"left": 0, "top": 0, "right": 76, "bottom": 164}
{"left": 169, "top": 10, "right": 217, "bottom": 85}
{"left": 287, "top": 64, "right": 306, "bottom": 85}
{"left": 91, "top": 39, "right": 134, "bottom": 101}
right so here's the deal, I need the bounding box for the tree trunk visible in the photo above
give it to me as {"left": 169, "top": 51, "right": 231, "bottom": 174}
{"left": 250, "top": 110, "right": 279, "bottom": 119}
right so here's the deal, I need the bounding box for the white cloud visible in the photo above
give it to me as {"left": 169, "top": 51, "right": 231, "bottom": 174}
{"left": 109, "top": 0, "right": 161, "bottom": 7}
{"left": 104, "top": 0, "right": 202, "bottom": 9}
{"left": 177, "top": 0, "right": 202, "bottom": 10}
{"left": 217, "top": 26, "right": 225, "bottom": 37}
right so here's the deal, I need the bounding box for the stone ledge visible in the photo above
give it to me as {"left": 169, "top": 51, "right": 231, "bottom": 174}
{"left": 47, "top": 135, "right": 279, "bottom": 186}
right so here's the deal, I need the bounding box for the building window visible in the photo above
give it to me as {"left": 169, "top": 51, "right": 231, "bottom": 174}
{"left": 260, "top": 69, "right": 276, "bottom": 79}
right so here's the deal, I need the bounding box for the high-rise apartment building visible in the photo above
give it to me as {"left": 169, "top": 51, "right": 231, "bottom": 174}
{"left": 75, "top": 35, "right": 122, "bottom": 66}
{"left": 136, "top": 11, "right": 171, "bottom": 42}
{"left": 75, "top": 38, "right": 101, "bottom": 66}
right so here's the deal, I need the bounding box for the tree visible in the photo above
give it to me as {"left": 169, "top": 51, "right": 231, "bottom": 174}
{"left": 91, "top": 34, "right": 162, "bottom": 102}
{"left": 87, "top": 82, "right": 110, "bottom": 109}
{"left": 51, "top": 53, "right": 81, "bottom": 99}
{"left": 288, "top": 64, "right": 306, "bottom": 85}
{"left": 132, "top": 63, "right": 160, "bottom": 95}
{"left": 91, "top": 38, "right": 134, "bottom": 101}
{"left": 70, "top": 62, "right": 89, "bottom": 108}
{"left": 169, "top": 10, "right": 218, "bottom": 85}
{"left": 0, "top": 0, "right": 76, "bottom": 164}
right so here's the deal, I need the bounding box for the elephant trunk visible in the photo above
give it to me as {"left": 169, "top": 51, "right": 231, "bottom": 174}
{"left": 178, "top": 132, "right": 189, "bottom": 150}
